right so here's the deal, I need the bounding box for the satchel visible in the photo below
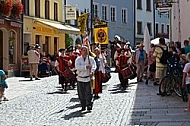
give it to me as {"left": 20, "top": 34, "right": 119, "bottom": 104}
{"left": 102, "top": 66, "right": 111, "bottom": 83}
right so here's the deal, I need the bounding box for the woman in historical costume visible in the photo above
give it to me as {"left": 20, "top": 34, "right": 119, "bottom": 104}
{"left": 93, "top": 47, "right": 107, "bottom": 99}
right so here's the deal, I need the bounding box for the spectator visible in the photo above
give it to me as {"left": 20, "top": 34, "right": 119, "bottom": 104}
{"left": 183, "top": 40, "right": 190, "bottom": 54}
{"left": 0, "top": 70, "right": 8, "bottom": 103}
{"left": 153, "top": 37, "right": 167, "bottom": 88}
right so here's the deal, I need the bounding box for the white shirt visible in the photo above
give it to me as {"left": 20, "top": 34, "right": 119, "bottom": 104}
{"left": 75, "top": 55, "right": 96, "bottom": 82}
{"left": 183, "top": 62, "right": 190, "bottom": 84}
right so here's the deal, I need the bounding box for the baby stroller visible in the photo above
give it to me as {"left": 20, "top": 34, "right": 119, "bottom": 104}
{"left": 38, "top": 57, "right": 51, "bottom": 77}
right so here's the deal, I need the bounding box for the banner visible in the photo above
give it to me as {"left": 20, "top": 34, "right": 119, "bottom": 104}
{"left": 77, "top": 13, "right": 88, "bottom": 35}
{"left": 94, "top": 27, "right": 108, "bottom": 44}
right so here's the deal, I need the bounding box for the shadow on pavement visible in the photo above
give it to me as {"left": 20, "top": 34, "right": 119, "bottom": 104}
{"left": 70, "top": 97, "right": 80, "bottom": 102}
{"left": 62, "top": 110, "right": 91, "bottom": 120}
{"left": 66, "top": 103, "right": 81, "bottom": 109}
{"left": 19, "top": 80, "right": 34, "bottom": 82}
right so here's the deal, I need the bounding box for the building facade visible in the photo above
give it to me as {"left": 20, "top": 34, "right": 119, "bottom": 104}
{"left": 171, "top": 0, "right": 190, "bottom": 46}
{"left": 67, "top": 0, "right": 135, "bottom": 47}
{"left": 136, "top": 0, "right": 169, "bottom": 45}
{"left": 0, "top": 0, "right": 23, "bottom": 75}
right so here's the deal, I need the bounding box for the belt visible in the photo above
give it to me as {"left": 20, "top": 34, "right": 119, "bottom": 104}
{"left": 78, "top": 76, "right": 90, "bottom": 78}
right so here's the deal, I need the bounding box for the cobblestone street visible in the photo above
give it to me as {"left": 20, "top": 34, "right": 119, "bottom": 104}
{"left": 1, "top": 72, "right": 190, "bottom": 126}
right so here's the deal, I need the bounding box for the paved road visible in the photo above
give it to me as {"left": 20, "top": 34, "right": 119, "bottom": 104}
{"left": 1, "top": 72, "right": 190, "bottom": 126}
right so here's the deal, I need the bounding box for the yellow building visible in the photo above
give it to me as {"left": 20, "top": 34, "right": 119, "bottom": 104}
{"left": 23, "top": 0, "right": 79, "bottom": 56}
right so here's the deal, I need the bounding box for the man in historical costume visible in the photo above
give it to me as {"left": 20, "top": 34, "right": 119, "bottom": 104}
{"left": 135, "top": 43, "right": 147, "bottom": 82}
{"left": 75, "top": 46, "right": 96, "bottom": 111}
{"left": 93, "top": 47, "right": 107, "bottom": 99}
{"left": 116, "top": 48, "right": 131, "bottom": 90}
{"left": 27, "top": 44, "right": 41, "bottom": 80}
{"left": 67, "top": 46, "right": 78, "bottom": 89}
{"left": 55, "top": 48, "right": 72, "bottom": 92}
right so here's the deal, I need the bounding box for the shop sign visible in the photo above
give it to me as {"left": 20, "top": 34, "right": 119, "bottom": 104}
{"left": 66, "top": 6, "right": 76, "bottom": 20}
{"left": 10, "top": 22, "right": 22, "bottom": 28}
{"left": 36, "top": 26, "right": 52, "bottom": 33}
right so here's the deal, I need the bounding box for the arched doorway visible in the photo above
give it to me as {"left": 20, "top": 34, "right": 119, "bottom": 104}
{"left": 0, "top": 30, "right": 3, "bottom": 69}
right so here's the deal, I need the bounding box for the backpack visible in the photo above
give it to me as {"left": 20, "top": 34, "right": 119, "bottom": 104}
{"left": 158, "top": 46, "right": 171, "bottom": 65}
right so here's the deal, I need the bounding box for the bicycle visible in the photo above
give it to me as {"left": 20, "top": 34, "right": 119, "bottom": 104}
{"left": 159, "top": 61, "right": 184, "bottom": 98}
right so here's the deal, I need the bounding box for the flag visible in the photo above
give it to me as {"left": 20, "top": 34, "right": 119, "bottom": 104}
{"left": 143, "top": 26, "right": 150, "bottom": 53}
{"left": 77, "top": 13, "right": 89, "bottom": 35}
{"left": 94, "top": 27, "right": 108, "bottom": 44}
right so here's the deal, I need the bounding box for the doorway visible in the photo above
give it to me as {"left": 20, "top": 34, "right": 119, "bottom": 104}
{"left": 0, "top": 30, "right": 3, "bottom": 69}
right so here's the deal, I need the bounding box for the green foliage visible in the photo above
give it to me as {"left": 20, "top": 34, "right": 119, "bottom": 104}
{"left": 65, "top": 34, "right": 73, "bottom": 48}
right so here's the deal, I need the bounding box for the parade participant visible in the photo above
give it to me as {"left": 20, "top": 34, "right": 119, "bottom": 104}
{"left": 0, "top": 70, "right": 8, "bottom": 103}
{"left": 55, "top": 48, "right": 72, "bottom": 92}
{"left": 116, "top": 48, "right": 131, "bottom": 90}
{"left": 67, "top": 46, "right": 77, "bottom": 89}
{"left": 93, "top": 47, "right": 107, "bottom": 99}
{"left": 27, "top": 44, "right": 41, "bottom": 80}
{"left": 75, "top": 44, "right": 82, "bottom": 56}
{"left": 135, "top": 43, "right": 147, "bottom": 82}
{"left": 75, "top": 46, "right": 96, "bottom": 111}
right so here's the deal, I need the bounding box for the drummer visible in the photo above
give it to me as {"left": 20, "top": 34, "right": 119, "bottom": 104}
{"left": 116, "top": 48, "right": 131, "bottom": 90}
{"left": 55, "top": 48, "right": 72, "bottom": 92}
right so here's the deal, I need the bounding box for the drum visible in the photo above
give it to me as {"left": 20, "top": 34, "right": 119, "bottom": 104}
{"left": 61, "top": 68, "right": 75, "bottom": 81}
{"left": 121, "top": 67, "right": 133, "bottom": 79}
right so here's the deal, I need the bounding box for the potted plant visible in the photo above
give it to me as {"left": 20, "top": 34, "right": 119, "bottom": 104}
{"left": 0, "top": 0, "right": 13, "bottom": 17}
{"left": 11, "top": 0, "right": 23, "bottom": 19}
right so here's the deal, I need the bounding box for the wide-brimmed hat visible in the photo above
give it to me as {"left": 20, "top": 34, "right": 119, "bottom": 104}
{"left": 58, "top": 48, "right": 65, "bottom": 52}
{"left": 66, "top": 45, "right": 73, "bottom": 52}
{"left": 139, "top": 43, "right": 144, "bottom": 47}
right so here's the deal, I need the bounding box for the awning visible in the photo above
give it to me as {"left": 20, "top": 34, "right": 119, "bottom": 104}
{"left": 36, "top": 20, "right": 80, "bottom": 34}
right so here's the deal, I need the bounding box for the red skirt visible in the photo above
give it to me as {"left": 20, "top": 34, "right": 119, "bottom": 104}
{"left": 95, "top": 71, "right": 103, "bottom": 94}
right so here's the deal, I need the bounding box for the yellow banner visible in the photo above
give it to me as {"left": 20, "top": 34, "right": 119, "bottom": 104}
{"left": 94, "top": 27, "right": 108, "bottom": 44}
{"left": 77, "top": 13, "right": 88, "bottom": 35}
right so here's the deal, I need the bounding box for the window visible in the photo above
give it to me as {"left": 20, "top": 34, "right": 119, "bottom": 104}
{"left": 54, "top": 37, "right": 58, "bottom": 53}
{"left": 156, "top": 23, "right": 158, "bottom": 36}
{"left": 137, "top": 0, "right": 142, "bottom": 9}
{"left": 102, "top": 5, "right": 107, "bottom": 20}
{"left": 23, "top": 0, "right": 29, "bottom": 16}
{"left": 137, "top": 21, "right": 142, "bottom": 34}
{"left": 146, "top": 0, "right": 151, "bottom": 11}
{"left": 111, "top": 7, "right": 116, "bottom": 22}
{"left": 45, "top": 0, "right": 50, "bottom": 19}
{"left": 35, "top": 35, "right": 40, "bottom": 44}
{"left": 35, "top": 0, "right": 40, "bottom": 17}
{"left": 122, "top": 8, "right": 127, "bottom": 23}
{"left": 167, "top": 24, "right": 169, "bottom": 35}
{"left": 9, "top": 31, "right": 16, "bottom": 64}
{"left": 54, "top": 2, "right": 58, "bottom": 21}
{"left": 93, "top": 4, "right": 98, "bottom": 18}
{"left": 161, "top": 24, "right": 164, "bottom": 33}
{"left": 147, "top": 22, "right": 152, "bottom": 35}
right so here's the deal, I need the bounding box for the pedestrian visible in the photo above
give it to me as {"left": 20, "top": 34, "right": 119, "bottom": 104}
{"left": 75, "top": 46, "right": 96, "bottom": 111}
{"left": 145, "top": 44, "right": 156, "bottom": 84}
{"left": 27, "top": 44, "right": 41, "bottom": 80}
{"left": 182, "top": 53, "right": 190, "bottom": 112}
{"left": 135, "top": 43, "right": 147, "bottom": 82}
{"left": 153, "top": 38, "right": 167, "bottom": 87}
{"left": 0, "top": 70, "right": 8, "bottom": 104}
